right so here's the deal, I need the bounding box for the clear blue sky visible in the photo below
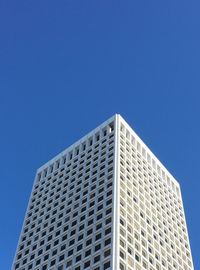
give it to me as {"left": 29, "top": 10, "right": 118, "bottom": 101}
{"left": 0, "top": 0, "right": 200, "bottom": 269}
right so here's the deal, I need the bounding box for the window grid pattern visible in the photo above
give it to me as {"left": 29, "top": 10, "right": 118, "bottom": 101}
{"left": 13, "top": 121, "right": 115, "bottom": 270}
{"left": 12, "top": 115, "right": 194, "bottom": 270}
{"left": 118, "top": 122, "right": 193, "bottom": 270}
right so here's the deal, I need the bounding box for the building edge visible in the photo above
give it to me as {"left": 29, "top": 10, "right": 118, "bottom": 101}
{"left": 112, "top": 114, "right": 120, "bottom": 270}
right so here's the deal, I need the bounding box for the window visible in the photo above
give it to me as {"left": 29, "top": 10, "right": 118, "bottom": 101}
{"left": 94, "top": 255, "right": 100, "bottom": 263}
{"left": 68, "top": 249, "right": 73, "bottom": 256}
{"left": 120, "top": 250, "right": 125, "bottom": 259}
{"left": 84, "top": 261, "right": 90, "bottom": 268}
{"left": 120, "top": 262, "right": 125, "bottom": 270}
{"left": 105, "top": 238, "right": 111, "bottom": 246}
{"left": 85, "top": 249, "right": 91, "bottom": 257}
{"left": 135, "top": 253, "right": 140, "bottom": 262}
{"left": 95, "top": 244, "right": 101, "bottom": 251}
{"left": 59, "top": 254, "right": 64, "bottom": 261}
{"left": 77, "top": 244, "right": 82, "bottom": 251}
{"left": 86, "top": 238, "right": 92, "bottom": 246}
{"left": 76, "top": 255, "right": 82, "bottom": 262}
{"left": 104, "top": 261, "right": 110, "bottom": 269}
{"left": 95, "top": 233, "right": 101, "bottom": 240}
{"left": 50, "top": 260, "right": 56, "bottom": 266}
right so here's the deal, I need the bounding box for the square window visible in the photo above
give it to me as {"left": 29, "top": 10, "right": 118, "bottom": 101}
{"left": 84, "top": 261, "right": 90, "bottom": 268}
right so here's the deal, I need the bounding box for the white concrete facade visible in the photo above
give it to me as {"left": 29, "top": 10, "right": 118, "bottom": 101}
{"left": 12, "top": 114, "right": 194, "bottom": 270}
{"left": 115, "top": 115, "right": 194, "bottom": 270}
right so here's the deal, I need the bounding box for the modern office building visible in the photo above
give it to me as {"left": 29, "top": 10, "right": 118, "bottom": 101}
{"left": 12, "top": 114, "right": 194, "bottom": 270}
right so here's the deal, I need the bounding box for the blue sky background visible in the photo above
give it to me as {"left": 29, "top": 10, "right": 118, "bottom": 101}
{"left": 0, "top": 0, "right": 200, "bottom": 269}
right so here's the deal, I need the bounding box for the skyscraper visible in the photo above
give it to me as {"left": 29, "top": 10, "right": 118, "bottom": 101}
{"left": 12, "top": 114, "right": 194, "bottom": 270}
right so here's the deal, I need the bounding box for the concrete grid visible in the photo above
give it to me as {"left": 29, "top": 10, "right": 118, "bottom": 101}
{"left": 12, "top": 114, "right": 194, "bottom": 270}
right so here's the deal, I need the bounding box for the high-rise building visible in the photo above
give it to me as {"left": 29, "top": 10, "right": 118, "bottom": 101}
{"left": 12, "top": 114, "right": 194, "bottom": 270}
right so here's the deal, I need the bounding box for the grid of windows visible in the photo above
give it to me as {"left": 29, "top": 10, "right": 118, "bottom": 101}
{"left": 13, "top": 120, "right": 115, "bottom": 270}
{"left": 118, "top": 119, "right": 193, "bottom": 270}
{"left": 13, "top": 114, "right": 194, "bottom": 270}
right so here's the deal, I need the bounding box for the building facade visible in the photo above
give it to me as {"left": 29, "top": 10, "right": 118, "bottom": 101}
{"left": 12, "top": 114, "right": 194, "bottom": 270}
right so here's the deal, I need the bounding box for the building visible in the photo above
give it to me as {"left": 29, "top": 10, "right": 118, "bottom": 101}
{"left": 12, "top": 114, "right": 194, "bottom": 270}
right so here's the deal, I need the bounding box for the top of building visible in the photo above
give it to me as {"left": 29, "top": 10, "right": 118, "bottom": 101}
{"left": 36, "top": 114, "right": 180, "bottom": 189}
